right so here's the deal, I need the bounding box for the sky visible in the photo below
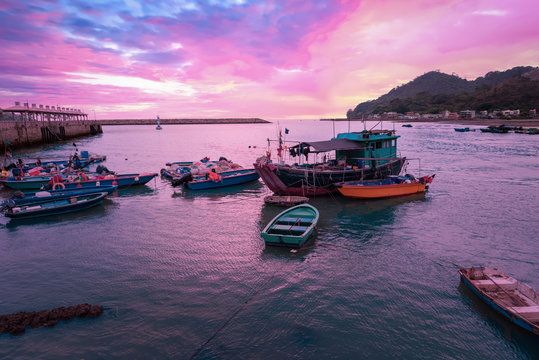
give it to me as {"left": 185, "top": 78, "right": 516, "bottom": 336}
{"left": 0, "top": 0, "right": 538, "bottom": 120}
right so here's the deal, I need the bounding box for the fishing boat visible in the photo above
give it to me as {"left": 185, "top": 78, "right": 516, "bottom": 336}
{"left": 454, "top": 127, "right": 471, "bottom": 132}
{"left": 459, "top": 267, "right": 539, "bottom": 335}
{"left": 261, "top": 204, "right": 319, "bottom": 248}
{"left": 480, "top": 124, "right": 511, "bottom": 133}
{"left": 0, "top": 185, "right": 118, "bottom": 210}
{"left": 254, "top": 129, "right": 406, "bottom": 196}
{"left": 176, "top": 169, "right": 259, "bottom": 190}
{"left": 336, "top": 174, "right": 435, "bottom": 199}
{"left": 156, "top": 116, "right": 162, "bottom": 130}
{"left": 264, "top": 195, "right": 309, "bottom": 207}
{"left": 0, "top": 175, "right": 63, "bottom": 190}
{"left": 1, "top": 173, "right": 157, "bottom": 190}
{"left": 3, "top": 192, "right": 108, "bottom": 219}
{"left": 62, "top": 173, "right": 158, "bottom": 189}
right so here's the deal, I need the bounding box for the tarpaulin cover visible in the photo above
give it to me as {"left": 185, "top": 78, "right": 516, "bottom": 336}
{"left": 290, "top": 139, "right": 363, "bottom": 153}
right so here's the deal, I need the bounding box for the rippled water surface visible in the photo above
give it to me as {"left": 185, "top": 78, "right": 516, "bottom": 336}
{"left": 1, "top": 121, "right": 538, "bottom": 359}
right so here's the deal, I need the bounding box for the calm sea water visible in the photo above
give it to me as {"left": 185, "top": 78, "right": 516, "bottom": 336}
{"left": 1, "top": 121, "right": 538, "bottom": 359}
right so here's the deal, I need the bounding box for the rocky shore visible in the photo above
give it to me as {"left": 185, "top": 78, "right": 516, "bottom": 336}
{"left": 0, "top": 304, "right": 103, "bottom": 335}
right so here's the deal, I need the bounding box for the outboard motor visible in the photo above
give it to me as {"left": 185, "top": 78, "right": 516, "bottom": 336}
{"left": 171, "top": 172, "right": 193, "bottom": 187}
{"left": 96, "top": 165, "right": 114, "bottom": 175}
{"left": 11, "top": 191, "right": 25, "bottom": 199}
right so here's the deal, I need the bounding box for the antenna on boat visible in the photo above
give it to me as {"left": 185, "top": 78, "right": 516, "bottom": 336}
{"left": 332, "top": 119, "right": 335, "bottom": 138}
{"left": 363, "top": 115, "right": 366, "bottom": 131}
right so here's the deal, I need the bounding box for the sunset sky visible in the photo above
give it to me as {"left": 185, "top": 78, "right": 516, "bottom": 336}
{"left": 1, "top": 0, "right": 538, "bottom": 120}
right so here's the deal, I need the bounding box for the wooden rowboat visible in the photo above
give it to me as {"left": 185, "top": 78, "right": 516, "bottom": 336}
{"left": 336, "top": 174, "right": 435, "bottom": 199}
{"left": 261, "top": 204, "right": 319, "bottom": 248}
{"left": 459, "top": 267, "right": 539, "bottom": 335}
{"left": 3, "top": 192, "right": 108, "bottom": 219}
{"left": 264, "top": 195, "right": 309, "bottom": 207}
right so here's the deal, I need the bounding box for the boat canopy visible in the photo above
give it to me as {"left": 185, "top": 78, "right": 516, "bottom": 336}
{"left": 290, "top": 139, "right": 363, "bottom": 153}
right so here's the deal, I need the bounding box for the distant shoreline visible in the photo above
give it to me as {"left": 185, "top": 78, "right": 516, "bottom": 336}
{"left": 321, "top": 118, "right": 539, "bottom": 127}
{"left": 100, "top": 118, "right": 270, "bottom": 125}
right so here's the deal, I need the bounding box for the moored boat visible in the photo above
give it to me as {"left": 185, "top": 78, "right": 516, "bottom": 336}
{"left": 454, "top": 127, "right": 470, "bottom": 132}
{"left": 459, "top": 267, "right": 539, "bottom": 335}
{"left": 1, "top": 173, "right": 157, "bottom": 190}
{"left": 3, "top": 192, "right": 108, "bottom": 219}
{"left": 336, "top": 174, "right": 435, "bottom": 199}
{"left": 480, "top": 124, "right": 512, "bottom": 133}
{"left": 261, "top": 204, "right": 319, "bottom": 248}
{"left": 254, "top": 129, "right": 406, "bottom": 196}
{"left": 178, "top": 169, "right": 259, "bottom": 190}
{"left": 0, "top": 185, "right": 118, "bottom": 210}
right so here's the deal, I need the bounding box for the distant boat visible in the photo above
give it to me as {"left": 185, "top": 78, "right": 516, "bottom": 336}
{"left": 336, "top": 174, "right": 435, "bottom": 199}
{"left": 454, "top": 127, "right": 470, "bottom": 132}
{"left": 261, "top": 204, "right": 319, "bottom": 248}
{"left": 459, "top": 267, "right": 539, "bottom": 335}
{"left": 156, "top": 116, "right": 162, "bottom": 130}
{"left": 480, "top": 124, "right": 511, "bottom": 133}
{"left": 3, "top": 192, "right": 108, "bottom": 219}
{"left": 402, "top": 124, "right": 413, "bottom": 128}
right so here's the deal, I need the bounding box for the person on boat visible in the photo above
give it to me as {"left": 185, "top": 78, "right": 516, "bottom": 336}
{"left": 208, "top": 168, "right": 222, "bottom": 182}
{"left": 75, "top": 172, "right": 88, "bottom": 182}
{"left": 42, "top": 174, "right": 64, "bottom": 190}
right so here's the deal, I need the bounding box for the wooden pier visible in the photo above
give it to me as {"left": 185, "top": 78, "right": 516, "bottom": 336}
{"left": 0, "top": 102, "right": 103, "bottom": 149}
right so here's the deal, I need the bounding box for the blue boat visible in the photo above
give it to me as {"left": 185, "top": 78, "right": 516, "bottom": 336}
{"left": 1, "top": 173, "right": 157, "bottom": 190}
{"left": 3, "top": 192, "right": 108, "bottom": 219}
{"left": 454, "top": 127, "right": 470, "bottom": 132}
{"left": 62, "top": 173, "right": 158, "bottom": 189}
{"left": 0, "top": 185, "right": 118, "bottom": 209}
{"left": 183, "top": 169, "right": 260, "bottom": 190}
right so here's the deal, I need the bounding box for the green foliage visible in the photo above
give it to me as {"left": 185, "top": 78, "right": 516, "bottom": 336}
{"left": 351, "top": 67, "right": 538, "bottom": 116}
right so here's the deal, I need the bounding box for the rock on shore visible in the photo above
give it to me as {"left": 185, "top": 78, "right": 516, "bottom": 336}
{"left": 0, "top": 304, "right": 103, "bottom": 335}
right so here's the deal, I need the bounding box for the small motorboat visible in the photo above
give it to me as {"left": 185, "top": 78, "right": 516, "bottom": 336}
{"left": 459, "top": 267, "right": 539, "bottom": 335}
{"left": 62, "top": 173, "right": 158, "bottom": 189}
{"left": 402, "top": 124, "right": 413, "bottom": 128}
{"left": 3, "top": 192, "right": 108, "bottom": 219}
{"left": 177, "top": 169, "right": 259, "bottom": 190}
{"left": 336, "top": 174, "right": 435, "bottom": 199}
{"left": 261, "top": 204, "right": 319, "bottom": 248}
{"left": 0, "top": 185, "right": 118, "bottom": 210}
{"left": 454, "top": 127, "right": 470, "bottom": 132}
{"left": 264, "top": 195, "right": 309, "bottom": 207}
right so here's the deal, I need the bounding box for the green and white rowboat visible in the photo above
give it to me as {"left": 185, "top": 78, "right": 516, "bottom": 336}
{"left": 261, "top": 204, "right": 319, "bottom": 248}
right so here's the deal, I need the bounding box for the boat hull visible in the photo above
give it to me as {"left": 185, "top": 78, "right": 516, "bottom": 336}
{"left": 5, "top": 192, "right": 108, "bottom": 219}
{"left": 459, "top": 267, "right": 539, "bottom": 335}
{"left": 254, "top": 156, "right": 405, "bottom": 196}
{"left": 185, "top": 170, "right": 259, "bottom": 190}
{"left": 338, "top": 182, "right": 426, "bottom": 198}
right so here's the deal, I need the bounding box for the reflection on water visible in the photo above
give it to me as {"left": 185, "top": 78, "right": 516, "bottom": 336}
{"left": 0, "top": 122, "right": 538, "bottom": 359}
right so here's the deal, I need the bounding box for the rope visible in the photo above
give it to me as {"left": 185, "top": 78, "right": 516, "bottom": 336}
{"left": 189, "top": 273, "right": 276, "bottom": 360}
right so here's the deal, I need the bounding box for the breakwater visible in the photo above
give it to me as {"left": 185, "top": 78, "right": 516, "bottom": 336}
{"left": 0, "top": 120, "right": 103, "bottom": 149}
{"left": 99, "top": 118, "right": 269, "bottom": 125}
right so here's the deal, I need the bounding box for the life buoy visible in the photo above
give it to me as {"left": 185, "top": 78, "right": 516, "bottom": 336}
{"left": 52, "top": 182, "right": 65, "bottom": 190}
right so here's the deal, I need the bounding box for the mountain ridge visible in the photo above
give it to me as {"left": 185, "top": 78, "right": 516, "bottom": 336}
{"left": 349, "top": 66, "right": 538, "bottom": 116}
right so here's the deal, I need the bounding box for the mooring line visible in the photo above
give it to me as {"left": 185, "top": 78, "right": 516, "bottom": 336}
{"left": 189, "top": 273, "right": 275, "bottom": 360}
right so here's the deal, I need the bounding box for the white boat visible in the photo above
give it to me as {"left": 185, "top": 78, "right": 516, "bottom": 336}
{"left": 460, "top": 266, "right": 539, "bottom": 335}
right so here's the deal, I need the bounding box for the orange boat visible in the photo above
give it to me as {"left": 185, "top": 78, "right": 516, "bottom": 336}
{"left": 337, "top": 174, "right": 435, "bottom": 199}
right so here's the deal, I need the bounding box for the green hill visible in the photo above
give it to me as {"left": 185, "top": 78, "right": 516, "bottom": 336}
{"left": 349, "top": 66, "right": 538, "bottom": 116}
